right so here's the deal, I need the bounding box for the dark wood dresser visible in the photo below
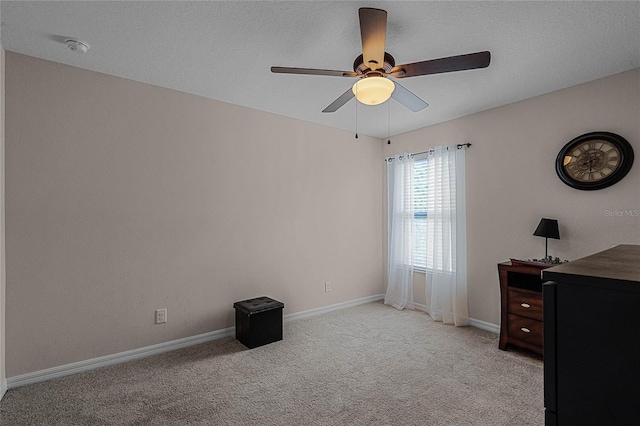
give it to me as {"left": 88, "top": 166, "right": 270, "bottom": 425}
{"left": 542, "top": 244, "right": 640, "bottom": 426}
{"left": 498, "top": 261, "right": 550, "bottom": 355}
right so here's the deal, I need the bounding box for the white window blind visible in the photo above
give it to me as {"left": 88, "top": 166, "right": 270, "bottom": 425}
{"left": 410, "top": 152, "right": 457, "bottom": 272}
{"left": 412, "top": 157, "right": 429, "bottom": 270}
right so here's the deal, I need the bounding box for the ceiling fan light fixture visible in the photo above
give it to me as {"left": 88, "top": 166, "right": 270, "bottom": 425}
{"left": 352, "top": 77, "right": 395, "bottom": 106}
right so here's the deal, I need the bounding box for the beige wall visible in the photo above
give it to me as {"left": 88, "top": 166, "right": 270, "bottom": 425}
{"left": 1, "top": 46, "right": 6, "bottom": 390}
{"left": 5, "top": 50, "right": 638, "bottom": 377}
{"left": 383, "top": 68, "right": 640, "bottom": 325}
{"left": 4, "top": 53, "right": 383, "bottom": 376}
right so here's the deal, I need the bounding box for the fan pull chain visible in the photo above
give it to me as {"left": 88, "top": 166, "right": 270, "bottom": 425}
{"left": 354, "top": 83, "right": 358, "bottom": 139}
{"left": 387, "top": 100, "right": 391, "bottom": 145}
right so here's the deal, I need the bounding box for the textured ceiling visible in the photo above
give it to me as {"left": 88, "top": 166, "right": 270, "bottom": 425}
{"left": 1, "top": 1, "right": 639, "bottom": 138}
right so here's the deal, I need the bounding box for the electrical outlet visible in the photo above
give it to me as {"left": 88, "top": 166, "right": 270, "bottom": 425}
{"left": 155, "top": 308, "right": 167, "bottom": 324}
{"left": 325, "top": 282, "right": 332, "bottom": 292}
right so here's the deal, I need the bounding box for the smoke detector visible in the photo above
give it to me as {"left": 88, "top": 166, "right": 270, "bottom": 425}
{"left": 65, "top": 39, "right": 90, "bottom": 54}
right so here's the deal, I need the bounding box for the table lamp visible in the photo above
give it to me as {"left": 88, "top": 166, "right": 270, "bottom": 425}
{"left": 533, "top": 218, "right": 560, "bottom": 261}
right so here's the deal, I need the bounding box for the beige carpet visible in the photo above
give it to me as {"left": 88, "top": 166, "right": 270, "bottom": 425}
{"left": 0, "top": 302, "right": 543, "bottom": 425}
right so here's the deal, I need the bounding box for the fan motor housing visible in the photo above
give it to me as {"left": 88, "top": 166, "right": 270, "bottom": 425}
{"left": 353, "top": 52, "right": 395, "bottom": 75}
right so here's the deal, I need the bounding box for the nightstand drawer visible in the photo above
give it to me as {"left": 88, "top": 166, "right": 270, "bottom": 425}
{"left": 508, "top": 288, "right": 542, "bottom": 321}
{"left": 507, "top": 314, "right": 543, "bottom": 348}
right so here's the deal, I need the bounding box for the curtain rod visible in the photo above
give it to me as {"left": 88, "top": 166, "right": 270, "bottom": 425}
{"left": 412, "top": 143, "right": 472, "bottom": 156}
{"left": 385, "top": 143, "right": 472, "bottom": 162}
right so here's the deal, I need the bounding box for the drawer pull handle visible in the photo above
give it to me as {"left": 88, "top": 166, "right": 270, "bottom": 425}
{"left": 520, "top": 327, "right": 531, "bottom": 333}
{"left": 520, "top": 303, "right": 531, "bottom": 308}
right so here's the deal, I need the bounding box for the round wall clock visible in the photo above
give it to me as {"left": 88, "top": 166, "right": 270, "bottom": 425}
{"left": 555, "top": 132, "right": 634, "bottom": 190}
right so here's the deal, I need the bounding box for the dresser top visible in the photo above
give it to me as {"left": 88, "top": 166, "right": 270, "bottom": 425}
{"left": 542, "top": 245, "right": 640, "bottom": 290}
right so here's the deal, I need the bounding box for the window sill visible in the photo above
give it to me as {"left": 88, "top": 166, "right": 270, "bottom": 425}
{"left": 410, "top": 267, "right": 454, "bottom": 275}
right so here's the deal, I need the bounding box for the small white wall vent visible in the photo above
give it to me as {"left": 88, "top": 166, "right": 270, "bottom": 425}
{"left": 65, "top": 39, "right": 90, "bottom": 54}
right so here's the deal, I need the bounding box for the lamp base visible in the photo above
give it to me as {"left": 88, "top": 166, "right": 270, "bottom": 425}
{"left": 533, "top": 256, "right": 564, "bottom": 265}
{"left": 523, "top": 257, "right": 568, "bottom": 265}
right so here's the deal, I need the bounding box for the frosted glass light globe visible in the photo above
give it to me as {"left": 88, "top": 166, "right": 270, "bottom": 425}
{"left": 352, "top": 77, "right": 395, "bottom": 105}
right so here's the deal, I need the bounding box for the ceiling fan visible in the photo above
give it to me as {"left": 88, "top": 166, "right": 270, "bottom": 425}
{"left": 271, "top": 8, "right": 490, "bottom": 113}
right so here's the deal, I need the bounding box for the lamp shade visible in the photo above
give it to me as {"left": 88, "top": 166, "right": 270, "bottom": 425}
{"left": 533, "top": 218, "right": 560, "bottom": 240}
{"left": 352, "top": 77, "right": 395, "bottom": 105}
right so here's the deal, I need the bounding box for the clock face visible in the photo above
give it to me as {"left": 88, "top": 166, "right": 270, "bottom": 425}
{"left": 556, "top": 132, "right": 634, "bottom": 190}
{"left": 563, "top": 140, "right": 621, "bottom": 182}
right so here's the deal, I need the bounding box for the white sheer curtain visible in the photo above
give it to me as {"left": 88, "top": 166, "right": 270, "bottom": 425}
{"left": 384, "top": 153, "right": 415, "bottom": 310}
{"left": 424, "top": 145, "right": 469, "bottom": 326}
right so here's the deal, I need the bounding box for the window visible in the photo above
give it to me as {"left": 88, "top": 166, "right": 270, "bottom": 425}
{"left": 409, "top": 152, "right": 457, "bottom": 273}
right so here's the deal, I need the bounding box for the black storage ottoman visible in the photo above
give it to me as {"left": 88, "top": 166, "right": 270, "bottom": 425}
{"left": 233, "top": 296, "right": 284, "bottom": 349}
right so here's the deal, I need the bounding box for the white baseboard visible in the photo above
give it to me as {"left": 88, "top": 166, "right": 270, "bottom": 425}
{"left": 7, "top": 294, "right": 385, "bottom": 390}
{"left": 283, "top": 294, "right": 384, "bottom": 323}
{"left": 0, "top": 379, "right": 7, "bottom": 400}
{"left": 468, "top": 317, "right": 500, "bottom": 334}
{"left": 7, "top": 326, "right": 236, "bottom": 389}
{"left": 411, "top": 302, "right": 500, "bottom": 334}
{"left": 413, "top": 302, "right": 429, "bottom": 313}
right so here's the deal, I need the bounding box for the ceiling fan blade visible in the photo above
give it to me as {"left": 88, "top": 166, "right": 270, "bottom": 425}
{"left": 390, "top": 51, "right": 491, "bottom": 78}
{"left": 391, "top": 82, "right": 429, "bottom": 112}
{"left": 271, "top": 67, "right": 357, "bottom": 77}
{"left": 322, "top": 88, "right": 355, "bottom": 113}
{"left": 359, "top": 8, "right": 387, "bottom": 71}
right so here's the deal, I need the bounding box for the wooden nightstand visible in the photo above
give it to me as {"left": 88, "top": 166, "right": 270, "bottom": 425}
{"left": 498, "top": 261, "right": 550, "bottom": 356}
